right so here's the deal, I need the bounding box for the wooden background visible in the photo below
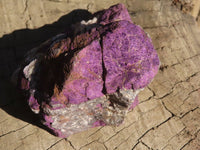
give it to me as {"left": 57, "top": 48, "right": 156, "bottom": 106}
{"left": 0, "top": 0, "right": 200, "bottom": 149}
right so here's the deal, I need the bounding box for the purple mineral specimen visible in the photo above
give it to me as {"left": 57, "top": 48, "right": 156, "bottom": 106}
{"left": 16, "top": 3, "right": 160, "bottom": 137}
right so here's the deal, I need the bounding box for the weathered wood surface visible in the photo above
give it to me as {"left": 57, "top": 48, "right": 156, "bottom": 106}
{"left": 0, "top": 0, "right": 200, "bottom": 150}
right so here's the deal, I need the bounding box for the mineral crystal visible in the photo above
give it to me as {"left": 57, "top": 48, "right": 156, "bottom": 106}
{"left": 16, "top": 3, "right": 160, "bottom": 137}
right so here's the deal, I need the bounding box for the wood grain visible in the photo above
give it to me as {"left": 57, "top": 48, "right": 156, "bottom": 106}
{"left": 0, "top": 0, "right": 200, "bottom": 149}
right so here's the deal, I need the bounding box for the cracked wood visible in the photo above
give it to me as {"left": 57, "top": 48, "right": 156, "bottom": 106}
{"left": 0, "top": 0, "right": 200, "bottom": 150}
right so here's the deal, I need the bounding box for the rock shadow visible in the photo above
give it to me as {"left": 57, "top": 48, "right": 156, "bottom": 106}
{"left": 0, "top": 9, "right": 93, "bottom": 135}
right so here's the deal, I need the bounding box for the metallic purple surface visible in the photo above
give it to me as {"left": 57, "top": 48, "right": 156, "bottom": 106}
{"left": 16, "top": 3, "right": 160, "bottom": 137}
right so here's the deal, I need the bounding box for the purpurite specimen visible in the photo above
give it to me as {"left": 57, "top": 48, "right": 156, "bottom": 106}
{"left": 16, "top": 4, "right": 160, "bottom": 137}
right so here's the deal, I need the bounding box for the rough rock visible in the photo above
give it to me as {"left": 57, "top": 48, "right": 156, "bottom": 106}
{"left": 15, "top": 3, "right": 159, "bottom": 137}
{"left": 1, "top": 0, "right": 200, "bottom": 149}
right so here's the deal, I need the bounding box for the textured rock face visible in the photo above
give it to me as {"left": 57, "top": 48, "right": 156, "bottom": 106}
{"left": 16, "top": 3, "right": 160, "bottom": 137}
